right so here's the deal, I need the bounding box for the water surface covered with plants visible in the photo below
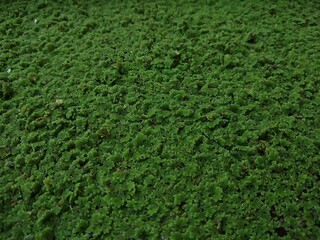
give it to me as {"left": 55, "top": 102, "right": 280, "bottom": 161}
{"left": 1, "top": 0, "right": 320, "bottom": 239}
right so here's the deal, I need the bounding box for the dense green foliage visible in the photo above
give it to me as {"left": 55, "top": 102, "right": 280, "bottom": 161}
{"left": 1, "top": 0, "right": 320, "bottom": 239}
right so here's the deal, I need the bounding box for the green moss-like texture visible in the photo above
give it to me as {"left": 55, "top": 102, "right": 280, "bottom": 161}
{"left": 1, "top": 0, "right": 320, "bottom": 239}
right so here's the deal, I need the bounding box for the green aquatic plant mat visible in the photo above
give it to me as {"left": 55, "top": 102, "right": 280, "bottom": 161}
{"left": 1, "top": 0, "right": 320, "bottom": 239}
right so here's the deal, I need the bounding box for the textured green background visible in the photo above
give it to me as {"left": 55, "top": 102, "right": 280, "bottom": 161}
{"left": 1, "top": 0, "right": 320, "bottom": 239}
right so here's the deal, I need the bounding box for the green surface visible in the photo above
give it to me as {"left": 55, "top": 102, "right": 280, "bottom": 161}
{"left": 1, "top": 0, "right": 320, "bottom": 239}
